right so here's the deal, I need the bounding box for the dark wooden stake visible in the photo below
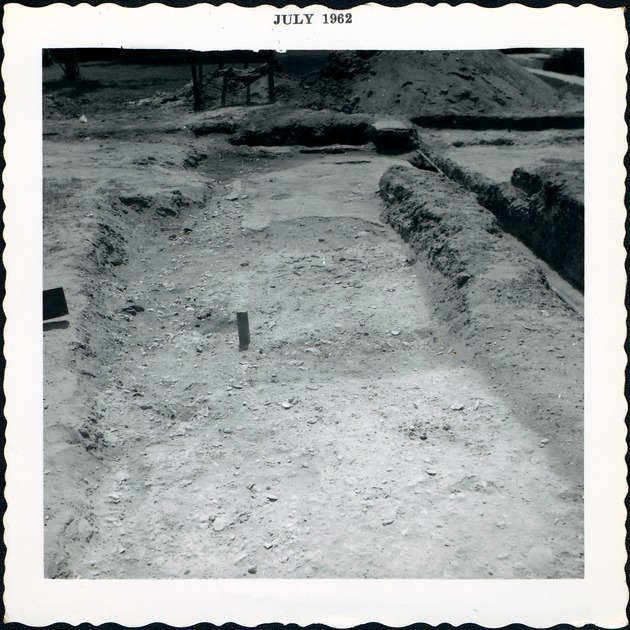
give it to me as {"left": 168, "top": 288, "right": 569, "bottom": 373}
{"left": 190, "top": 51, "right": 201, "bottom": 111}
{"left": 267, "top": 50, "right": 275, "bottom": 103}
{"left": 237, "top": 312, "right": 250, "bottom": 351}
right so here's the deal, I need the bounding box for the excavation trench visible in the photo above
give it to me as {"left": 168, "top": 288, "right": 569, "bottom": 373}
{"left": 408, "top": 146, "right": 584, "bottom": 292}
{"left": 43, "top": 131, "right": 583, "bottom": 580}
{"left": 35, "top": 44, "right": 592, "bottom": 589}
{"left": 379, "top": 164, "right": 582, "bottom": 438}
{"left": 218, "top": 115, "right": 584, "bottom": 298}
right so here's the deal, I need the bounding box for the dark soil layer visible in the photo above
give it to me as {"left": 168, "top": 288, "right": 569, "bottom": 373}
{"left": 196, "top": 108, "right": 419, "bottom": 154}
{"left": 226, "top": 108, "right": 370, "bottom": 147}
{"left": 511, "top": 162, "right": 584, "bottom": 288}
{"left": 410, "top": 114, "right": 584, "bottom": 130}
{"left": 379, "top": 165, "right": 583, "bottom": 493}
{"left": 410, "top": 150, "right": 584, "bottom": 289}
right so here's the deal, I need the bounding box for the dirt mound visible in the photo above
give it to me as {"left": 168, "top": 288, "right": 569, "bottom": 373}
{"left": 134, "top": 50, "right": 577, "bottom": 121}
{"left": 43, "top": 94, "right": 85, "bottom": 121}
{"left": 295, "top": 50, "right": 565, "bottom": 117}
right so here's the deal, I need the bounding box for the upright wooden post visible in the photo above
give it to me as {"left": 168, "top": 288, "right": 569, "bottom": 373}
{"left": 267, "top": 50, "right": 275, "bottom": 103}
{"left": 237, "top": 312, "right": 250, "bottom": 351}
{"left": 190, "top": 51, "right": 201, "bottom": 111}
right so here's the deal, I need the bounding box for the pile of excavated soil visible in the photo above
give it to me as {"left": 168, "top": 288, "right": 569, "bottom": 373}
{"left": 293, "top": 51, "right": 568, "bottom": 117}
{"left": 172, "top": 50, "right": 575, "bottom": 119}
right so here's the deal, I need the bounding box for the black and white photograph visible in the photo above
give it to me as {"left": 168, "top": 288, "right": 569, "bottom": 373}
{"left": 41, "top": 46, "right": 586, "bottom": 581}
{"left": 3, "top": 2, "right": 628, "bottom": 626}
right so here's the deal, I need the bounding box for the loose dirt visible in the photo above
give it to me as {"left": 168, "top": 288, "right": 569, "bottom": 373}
{"left": 295, "top": 51, "right": 571, "bottom": 117}
{"left": 42, "top": 55, "right": 583, "bottom": 580}
{"left": 122, "top": 50, "right": 581, "bottom": 119}
{"left": 422, "top": 128, "right": 583, "bottom": 183}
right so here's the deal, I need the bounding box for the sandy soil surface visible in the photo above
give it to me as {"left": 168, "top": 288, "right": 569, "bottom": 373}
{"left": 42, "top": 55, "right": 584, "bottom": 580}
{"left": 421, "top": 128, "right": 583, "bottom": 183}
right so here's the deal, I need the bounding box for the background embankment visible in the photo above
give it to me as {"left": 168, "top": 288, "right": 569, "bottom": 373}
{"left": 124, "top": 50, "right": 582, "bottom": 118}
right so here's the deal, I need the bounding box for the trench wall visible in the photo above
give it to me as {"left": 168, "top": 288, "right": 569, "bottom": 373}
{"left": 410, "top": 114, "right": 584, "bottom": 130}
{"left": 410, "top": 151, "right": 584, "bottom": 290}
{"left": 379, "top": 165, "right": 583, "bottom": 480}
{"left": 43, "top": 177, "right": 210, "bottom": 577}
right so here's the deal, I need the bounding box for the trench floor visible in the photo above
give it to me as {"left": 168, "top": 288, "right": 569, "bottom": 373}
{"left": 43, "top": 137, "right": 583, "bottom": 579}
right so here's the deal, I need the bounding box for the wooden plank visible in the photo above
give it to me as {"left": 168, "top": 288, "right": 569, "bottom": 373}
{"left": 267, "top": 50, "right": 275, "bottom": 102}
{"left": 190, "top": 51, "right": 201, "bottom": 111}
